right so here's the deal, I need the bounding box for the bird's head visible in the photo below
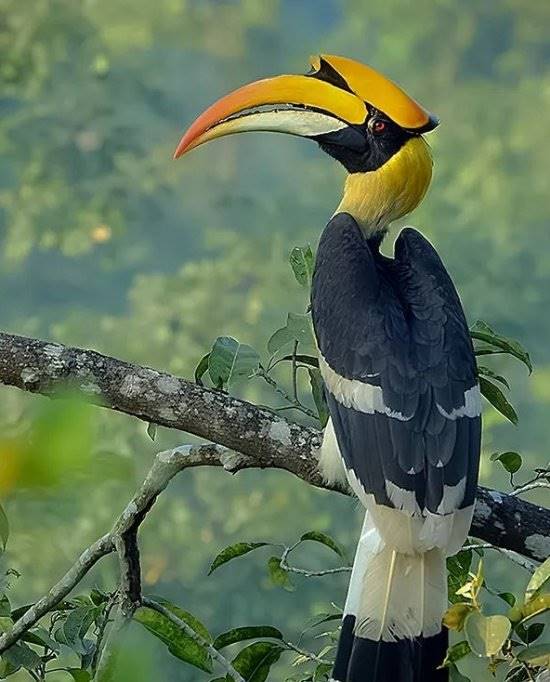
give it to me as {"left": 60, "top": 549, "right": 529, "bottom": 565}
{"left": 174, "top": 55, "right": 438, "bottom": 235}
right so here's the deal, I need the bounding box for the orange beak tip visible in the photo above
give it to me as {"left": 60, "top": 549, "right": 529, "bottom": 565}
{"left": 173, "top": 137, "right": 190, "bottom": 160}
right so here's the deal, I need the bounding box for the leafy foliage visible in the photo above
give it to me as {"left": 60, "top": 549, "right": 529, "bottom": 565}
{"left": 134, "top": 602, "right": 213, "bottom": 673}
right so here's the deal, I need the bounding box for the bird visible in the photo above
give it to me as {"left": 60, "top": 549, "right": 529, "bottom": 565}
{"left": 173, "top": 54, "right": 481, "bottom": 682}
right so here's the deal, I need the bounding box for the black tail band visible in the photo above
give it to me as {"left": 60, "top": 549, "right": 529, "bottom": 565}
{"left": 332, "top": 615, "right": 449, "bottom": 681}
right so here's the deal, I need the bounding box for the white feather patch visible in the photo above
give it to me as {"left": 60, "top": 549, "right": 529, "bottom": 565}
{"left": 319, "top": 354, "right": 412, "bottom": 421}
{"left": 367, "top": 502, "right": 423, "bottom": 555}
{"left": 318, "top": 418, "right": 349, "bottom": 487}
{"left": 420, "top": 505, "right": 474, "bottom": 556}
{"left": 354, "top": 546, "right": 446, "bottom": 641}
{"left": 436, "top": 477, "right": 467, "bottom": 514}
{"left": 445, "top": 505, "right": 475, "bottom": 557}
{"left": 345, "top": 468, "right": 376, "bottom": 508}
{"left": 385, "top": 480, "right": 421, "bottom": 515}
{"left": 437, "top": 385, "right": 481, "bottom": 419}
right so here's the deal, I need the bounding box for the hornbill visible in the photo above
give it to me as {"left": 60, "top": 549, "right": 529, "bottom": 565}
{"left": 174, "top": 55, "right": 481, "bottom": 682}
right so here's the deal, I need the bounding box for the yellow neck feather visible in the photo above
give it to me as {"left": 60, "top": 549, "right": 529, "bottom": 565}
{"left": 335, "top": 136, "right": 433, "bottom": 235}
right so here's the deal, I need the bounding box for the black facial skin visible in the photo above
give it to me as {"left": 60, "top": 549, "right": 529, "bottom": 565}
{"left": 314, "top": 108, "right": 415, "bottom": 173}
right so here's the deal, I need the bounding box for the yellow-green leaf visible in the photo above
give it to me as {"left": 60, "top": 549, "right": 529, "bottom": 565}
{"left": 464, "top": 612, "right": 511, "bottom": 657}
{"left": 517, "top": 643, "right": 550, "bottom": 666}
{"left": 134, "top": 605, "right": 212, "bottom": 673}
{"left": 525, "top": 556, "right": 550, "bottom": 602}
{"left": 443, "top": 603, "right": 475, "bottom": 632}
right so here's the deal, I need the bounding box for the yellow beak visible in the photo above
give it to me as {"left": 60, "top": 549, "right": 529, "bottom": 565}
{"left": 174, "top": 55, "right": 437, "bottom": 159}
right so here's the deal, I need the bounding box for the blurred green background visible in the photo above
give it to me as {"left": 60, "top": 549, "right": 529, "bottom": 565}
{"left": 0, "top": 0, "right": 549, "bottom": 679}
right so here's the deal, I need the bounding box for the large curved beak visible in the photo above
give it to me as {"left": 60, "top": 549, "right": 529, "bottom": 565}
{"left": 173, "top": 73, "right": 366, "bottom": 159}
{"left": 174, "top": 55, "right": 438, "bottom": 159}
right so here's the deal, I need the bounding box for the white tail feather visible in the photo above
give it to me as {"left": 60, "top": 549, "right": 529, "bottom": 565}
{"left": 348, "top": 512, "right": 447, "bottom": 643}
{"left": 344, "top": 512, "right": 384, "bottom": 615}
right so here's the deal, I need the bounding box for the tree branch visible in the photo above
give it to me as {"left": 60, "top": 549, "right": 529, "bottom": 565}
{"left": 0, "top": 331, "right": 548, "bottom": 562}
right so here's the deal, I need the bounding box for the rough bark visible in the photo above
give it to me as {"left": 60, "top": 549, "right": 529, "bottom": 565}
{"left": 0, "top": 331, "right": 548, "bottom": 562}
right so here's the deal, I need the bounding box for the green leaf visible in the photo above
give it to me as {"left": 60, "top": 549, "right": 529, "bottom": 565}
{"left": 146, "top": 422, "right": 157, "bottom": 441}
{"left": 474, "top": 346, "right": 507, "bottom": 358}
{"left": 267, "top": 313, "right": 315, "bottom": 355}
{"left": 3, "top": 643, "right": 40, "bottom": 671}
{"left": 441, "top": 640, "right": 471, "bottom": 667}
{"left": 313, "top": 662, "right": 332, "bottom": 680}
{"left": 208, "top": 542, "right": 270, "bottom": 575}
{"left": 306, "top": 613, "right": 342, "bottom": 630}
{"left": 447, "top": 550, "right": 473, "bottom": 603}
{"left": 479, "top": 377, "right": 518, "bottom": 424}
{"left": 490, "top": 451, "right": 522, "bottom": 475}
{"left": 150, "top": 599, "right": 212, "bottom": 643}
{"left": 0, "top": 596, "right": 10, "bottom": 618}
{"left": 517, "top": 643, "right": 550, "bottom": 666}
{"left": 470, "top": 320, "right": 532, "bottom": 373}
{"left": 476, "top": 365, "right": 509, "bottom": 389}
{"left": 516, "top": 621, "right": 544, "bottom": 644}
{"left": 267, "top": 557, "right": 294, "bottom": 591}
{"left": 0, "top": 617, "right": 13, "bottom": 635}
{"left": 195, "top": 352, "right": 210, "bottom": 385}
{"left": 464, "top": 612, "right": 511, "bottom": 657}
{"left": 289, "top": 245, "right": 315, "bottom": 288}
{"left": 0, "top": 505, "right": 8, "bottom": 551}
{"left": 21, "top": 626, "right": 59, "bottom": 651}
{"left": 214, "top": 626, "right": 283, "bottom": 650}
{"left": 279, "top": 354, "right": 319, "bottom": 368}
{"left": 449, "top": 666, "right": 471, "bottom": 682}
{"left": 134, "top": 605, "right": 212, "bottom": 673}
{"left": 55, "top": 605, "right": 97, "bottom": 655}
{"left": 90, "top": 589, "right": 108, "bottom": 606}
{"left": 497, "top": 592, "right": 516, "bottom": 607}
{"left": 208, "top": 337, "right": 260, "bottom": 388}
{"left": 307, "top": 369, "right": 329, "bottom": 427}
{"left": 231, "top": 641, "right": 285, "bottom": 682}
{"left": 525, "top": 556, "right": 550, "bottom": 602}
{"left": 300, "top": 531, "right": 346, "bottom": 559}
{"left": 67, "top": 670, "right": 92, "bottom": 682}
{"left": 0, "top": 657, "right": 19, "bottom": 678}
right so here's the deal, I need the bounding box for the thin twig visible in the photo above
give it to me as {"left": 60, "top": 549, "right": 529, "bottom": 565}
{"left": 142, "top": 598, "right": 245, "bottom": 682}
{"left": 510, "top": 481, "right": 550, "bottom": 497}
{"left": 285, "top": 640, "right": 332, "bottom": 665}
{"left": 280, "top": 542, "right": 351, "bottom": 577}
{"left": 291, "top": 341, "right": 299, "bottom": 403}
{"left": 463, "top": 543, "right": 538, "bottom": 573}
{"left": 256, "top": 368, "right": 317, "bottom": 419}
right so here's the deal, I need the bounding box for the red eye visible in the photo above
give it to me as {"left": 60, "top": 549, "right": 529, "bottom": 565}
{"left": 371, "top": 119, "right": 386, "bottom": 134}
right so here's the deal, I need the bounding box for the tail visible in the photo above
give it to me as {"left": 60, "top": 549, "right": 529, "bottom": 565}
{"left": 331, "top": 512, "right": 449, "bottom": 682}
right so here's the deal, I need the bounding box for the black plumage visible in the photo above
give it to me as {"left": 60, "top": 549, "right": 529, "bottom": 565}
{"left": 311, "top": 213, "right": 481, "bottom": 514}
